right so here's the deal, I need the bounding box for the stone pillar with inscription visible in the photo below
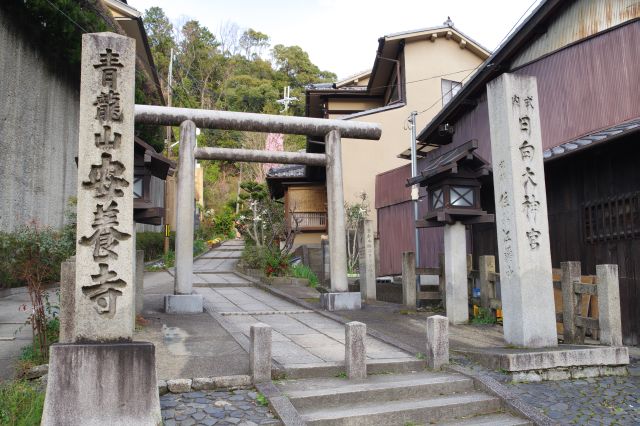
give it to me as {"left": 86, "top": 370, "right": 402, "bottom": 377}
{"left": 358, "top": 219, "right": 376, "bottom": 302}
{"left": 42, "top": 33, "right": 161, "bottom": 426}
{"left": 487, "top": 73, "right": 557, "bottom": 348}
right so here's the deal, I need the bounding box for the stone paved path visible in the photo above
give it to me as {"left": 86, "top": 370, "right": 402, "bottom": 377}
{"left": 192, "top": 241, "right": 413, "bottom": 369}
{"left": 160, "top": 388, "right": 281, "bottom": 426}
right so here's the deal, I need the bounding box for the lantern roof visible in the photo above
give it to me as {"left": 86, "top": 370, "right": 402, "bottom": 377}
{"left": 407, "top": 139, "right": 490, "bottom": 187}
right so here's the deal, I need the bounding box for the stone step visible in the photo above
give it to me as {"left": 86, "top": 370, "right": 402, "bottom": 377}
{"left": 281, "top": 372, "right": 474, "bottom": 410}
{"left": 436, "top": 412, "right": 533, "bottom": 425}
{"left": 282, "top": 358, "right": 425, "bottom": 379}
{"left": 300, "top": 392, "right": 502, "bottom": 426}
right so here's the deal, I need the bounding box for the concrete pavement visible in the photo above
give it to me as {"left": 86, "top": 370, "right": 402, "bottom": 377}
{"left": 0, "top": 289, "right": 33, "bottom": 380}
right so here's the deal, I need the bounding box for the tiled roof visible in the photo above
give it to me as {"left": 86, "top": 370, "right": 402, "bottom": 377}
{"left": 543, "top": 117, "right": 640, "bottom": 160}
{"left": 266, "top": 164, "right": 306, "bottom": 178}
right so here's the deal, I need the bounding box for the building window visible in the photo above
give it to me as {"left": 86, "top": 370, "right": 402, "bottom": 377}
{"left": 442, "top": 79, "right": 462, "bottom": 105}
{"left": 133, "top": 176, "right": 144, "bottom": 199}
{"left": 583, "top": 192, "right": 640, "bottom": 242}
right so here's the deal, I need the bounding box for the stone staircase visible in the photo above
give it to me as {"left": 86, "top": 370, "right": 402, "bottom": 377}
{"left": 275, "top": 371, "right": 531, "bottom": 425}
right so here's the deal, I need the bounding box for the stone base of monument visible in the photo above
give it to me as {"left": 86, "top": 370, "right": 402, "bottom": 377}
{"left": 456, "top": 345, "right": 629, "bottom": 382}
{"left": 42, "top": 342, "right": 161, "bottom": 426}
{"left": 165, "top": 294, "right": 204, "bottom": 313}
{"left": 320, "top": 292, "right": 361, "bottom": 311}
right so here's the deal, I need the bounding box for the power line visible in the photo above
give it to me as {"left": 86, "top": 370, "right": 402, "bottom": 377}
{"left": 415, "top": 0, "right": 540, "bottom": 118}
{"left": 43, "top": 0, "right": 89, "bottom": 33}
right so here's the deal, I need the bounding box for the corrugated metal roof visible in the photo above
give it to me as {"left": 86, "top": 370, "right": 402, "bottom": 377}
{"left": 543, "top": 117, "right": 640, "bottom": 160}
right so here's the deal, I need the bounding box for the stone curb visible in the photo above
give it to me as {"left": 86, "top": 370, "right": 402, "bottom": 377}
{"left": 160, "top": 375, "right": 252, "bottom": 395}
{"left": 234, "top": 269, "right": 419, "bottom": 356}
{"left": 445, "top": 364, "right": 557, "bottom": 426}
{"left": 254, "top": 381, "right": 305, "bottom": 426}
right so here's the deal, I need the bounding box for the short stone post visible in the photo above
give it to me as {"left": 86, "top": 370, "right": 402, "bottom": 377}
{"left": 250, "top": 323, "right": 272, "bottom": 383}
{"left": 135, "top": 249, "right": 144, "bottom": 315}
{"left": 479, "top": 255, "right": 496, "bottom": 310}
{"left": 426, "top": 315, "right": 449, "bottom": 370}
{"left": 165, "top": 120, "right": 203, "bottom": 313}
{"left": 487, "top": 73, "right": 557, "bottom": 348}
{"left": 402, "top": 251, "right": 417, "bottom": 307}
{"left": 358, "top": 219, "right": 376, "bottom": 302}
{"left": 596, "top": 264, "right": 623, "bottom": 346}
{"left": 345, "top": 321, "right": 367, "bottom": 379}
{"left": 59, "top": 256, "right": 76, "bottom": 343}
{"left": 561, "top": 261, "right": 582, "bottom": 344}
{"left": 444, "top": 222, "right": 469, "bottom": 324}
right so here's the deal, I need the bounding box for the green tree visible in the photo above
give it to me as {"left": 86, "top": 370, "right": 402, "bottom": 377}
{"left": 240, "top": 29, "right": 270, "bottom": 60}
{"left": 142, "top": 7, "right": 176, "bottom": 90}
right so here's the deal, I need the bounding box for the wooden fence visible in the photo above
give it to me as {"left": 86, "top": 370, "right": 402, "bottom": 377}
{"left": 403, "top": 252, "right": 622, "bottom": 345}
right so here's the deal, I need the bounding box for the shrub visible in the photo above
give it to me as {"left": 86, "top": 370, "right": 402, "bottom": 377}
{"left": 197, "top": 208, "right": 236, "bottom": 241}
{"left": 136, "top": 232, "right": 175, "bottom": 262}
{"left": 0, "top": 381, "right": 45, "bottom": 425}
{"left": 241, "top": 244, "right": 267, "bottom": 270}
{"left": 290, "top": 263, "right": 319, "bottom": 288}
{"left": 193, "top": 239, "right": 207, "bottom": 256}
{"left": 264, "top": 249, "right": 290, "bottom": 277}
{"left": 0, "top": 223, "right": 74, "bottom": 289}
{"left": 471, "top": 307, "right": 497, "bottom": 324}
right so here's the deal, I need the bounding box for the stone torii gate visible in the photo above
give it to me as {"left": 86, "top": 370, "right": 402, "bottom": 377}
{"left": 135, "top": 103, "right": 381, "bottom": 313}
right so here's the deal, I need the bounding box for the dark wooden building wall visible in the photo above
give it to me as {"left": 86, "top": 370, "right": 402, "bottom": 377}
{"left": 422, "top": 20, "right": 640, "bottom": 166}
{"left": 471, "top": 136, "right": 640, "bottom": 345}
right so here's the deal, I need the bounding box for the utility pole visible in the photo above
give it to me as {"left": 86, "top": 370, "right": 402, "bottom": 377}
{"left": 163, "top": 48, "right": 174, "bottom": 255}
{"left": 408, "top": 111, "right": 421, "bottom": 307}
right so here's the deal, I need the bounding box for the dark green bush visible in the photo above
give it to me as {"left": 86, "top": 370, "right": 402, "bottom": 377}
{"left": 241, "top": 244, "right": 267, "bottom": 270}
{"left": 0, "top": 224, "right": 74, "bottom": 289}
{"left": 197, "top": 207, "right": 236, "bottom": 241}
{"left": 136, "top": 232, "right": 175, "bottom": 262}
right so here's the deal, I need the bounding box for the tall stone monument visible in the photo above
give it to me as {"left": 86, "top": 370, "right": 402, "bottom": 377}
{"left": 487, "top": 73, "right": 557, "bottom": 348}
{"left": 42, "top": 33, "right": 161, "bottom": 425}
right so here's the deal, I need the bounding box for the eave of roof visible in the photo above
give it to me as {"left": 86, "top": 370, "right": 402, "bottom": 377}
{"left": 416, "top": 0, "right": 564, "bottom": 143}
{"left": 104, "top": 0, "right": 165, "bottom": 105}
{"left": 335, "top": 69, "right": 372, "bottom": 88}
{"left": 134, "top": 136, "right": 176, "bottom": 179}
{"left": 543, "top": 117, "right": 640, "bottom": 162}
{"left": 368, "top": 24, "right": 491, "bottom": 96}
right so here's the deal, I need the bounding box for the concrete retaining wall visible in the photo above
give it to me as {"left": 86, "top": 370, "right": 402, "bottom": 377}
{"left": 0, "top": 9, "right": 79, "bottom": 231}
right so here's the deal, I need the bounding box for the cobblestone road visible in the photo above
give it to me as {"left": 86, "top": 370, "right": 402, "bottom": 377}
{"left": 160, "top": 389, "right": 281, "bottom": 426}
{"left": 455, "top": 355, "right": 640, "bottom": 425}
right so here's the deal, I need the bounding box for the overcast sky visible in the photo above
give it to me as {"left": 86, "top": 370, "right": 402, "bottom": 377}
{"left": 128, "top": 0, "right": 542, "bottom": 80}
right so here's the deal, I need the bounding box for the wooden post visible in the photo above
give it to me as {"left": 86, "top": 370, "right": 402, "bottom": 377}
{"left": 438, "top": 253, "right": 446, "bottom": 306}
{"left": 402, "top": 252, "right": 417, "bottom": 307}
{"left": 561, "top": 261, "right": 582, "bottom": 344}
{"left": 479, "top": 255, "right": 495, "bottom": 310}
{"left": 596, "top": 264, "right": 623, "bottom": 346}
